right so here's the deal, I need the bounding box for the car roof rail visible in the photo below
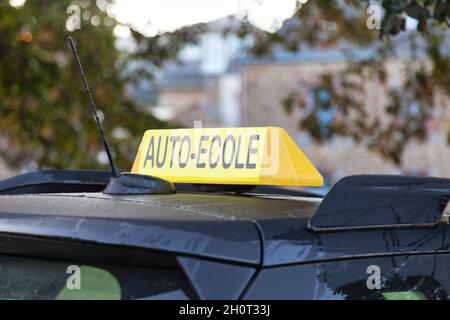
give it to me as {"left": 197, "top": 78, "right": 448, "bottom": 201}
{"left": 308, "top": 175, "right": 450, "bottom": 232}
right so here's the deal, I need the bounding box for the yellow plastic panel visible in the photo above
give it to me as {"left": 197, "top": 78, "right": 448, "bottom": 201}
{"left": 131, "top": 127, "right": 323, "bottom": 187}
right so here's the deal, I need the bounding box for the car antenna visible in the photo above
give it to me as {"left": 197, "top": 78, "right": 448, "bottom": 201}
{"left": 67, "top": 36, "right": 174, "bottom": 195}
{"left": 68, "top": 36, "right": 119, "bottom": 178}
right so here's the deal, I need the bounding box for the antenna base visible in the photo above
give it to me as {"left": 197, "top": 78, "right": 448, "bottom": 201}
{"left": 103, "top": 173, "right": 175, "bottom": 195}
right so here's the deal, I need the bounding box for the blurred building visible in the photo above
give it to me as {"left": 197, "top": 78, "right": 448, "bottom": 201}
{"left": 132, "top": 19, "right": 450, "bottom": 183}
{"left": 239, "top": 53, "right": 450, "bottom": 181}
{"left": 131, "top": 18, "right": 244, "bottom": 128}
{"left": 0, "top": 158, "right": 12, "bottom": 180}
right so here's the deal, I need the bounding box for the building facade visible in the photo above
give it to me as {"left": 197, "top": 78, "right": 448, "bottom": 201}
{"left": 239, "top": 54, "right": 450, "bottom": 181}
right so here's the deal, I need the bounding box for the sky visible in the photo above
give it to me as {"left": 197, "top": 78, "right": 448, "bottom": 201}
{"left": 108, "top": 0, "right": 304, "bottom": 36}
{"left": 108, "top": 0, "right": 417, "bottom": 38}
{"left": 9, "top": 0, "right": 304, "bottom": 36}
{"left": 9, "top": 0, "right": 417, "bottom": 39}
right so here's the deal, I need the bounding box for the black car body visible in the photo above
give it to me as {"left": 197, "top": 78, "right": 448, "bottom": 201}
{"left": 0, "top": 170, "right": 449, "bottom": 300}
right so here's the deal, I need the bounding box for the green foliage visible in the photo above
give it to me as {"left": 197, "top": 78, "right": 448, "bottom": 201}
{"left": 273, "top": 0, "right": 450, "bottom": 164}
{"left": 382, "top": 0, "right": 450, "bottom": 36}
{"left": 0, "top": 0, "right": 169, "bottom": 171}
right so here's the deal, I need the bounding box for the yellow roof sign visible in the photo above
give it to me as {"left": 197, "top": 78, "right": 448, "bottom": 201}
{"left": 131, "top": 127, "right": 323, "bottom": 187}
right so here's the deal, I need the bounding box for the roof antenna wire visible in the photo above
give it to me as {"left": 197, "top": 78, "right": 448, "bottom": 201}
{"left": 68, "top": 36, "right": 119, "bottom": 178}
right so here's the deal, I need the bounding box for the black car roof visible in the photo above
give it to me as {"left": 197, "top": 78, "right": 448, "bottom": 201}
{"left": 1, "top": 174, "right": 450, "bottom": 268}
{"left": 0, "top": 192, "right": 321, "bottom": 221}
{"left": 0, "top": 191, "right": 321, "bottom": 266}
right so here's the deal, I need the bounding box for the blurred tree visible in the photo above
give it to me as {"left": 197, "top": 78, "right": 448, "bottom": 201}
{"left": 240, "top": 0, "right": 450, "bottom": 165}
{"left": 129, "top": 0, "right": 450, "bottom": 165}
{"left": 0, "top": 0, "right": 202, "bottom": 171}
